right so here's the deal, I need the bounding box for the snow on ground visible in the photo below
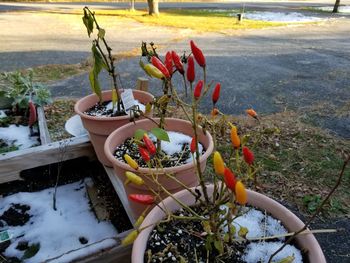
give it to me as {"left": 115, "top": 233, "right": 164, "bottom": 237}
{"left": 0, "top": 179, "right": 118, "bottom": 263}
{"left": 244, "top": 11, "right": 324, "bottom": 22}
{"left": 316, "top": 6, "right": 350, "bottom": 13}
{"left": 243, "top": 242, "right": 303, "bottom": 263}
{"left": 0, "top": 125, "right": 39, "bottom": 150}
{"left": 150, "top": 131, "right": 203, "bottom": 163}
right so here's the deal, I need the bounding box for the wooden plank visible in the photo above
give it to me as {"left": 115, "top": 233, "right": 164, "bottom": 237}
{"left": 104, "top": 166, "right": 136, "bottom": 225}
{"left": 135, "top": 77, "right": 149, "bottom": 92}
{"left": 75, "top": 231, "right": 132, "bottom": 263}
{"left": 37, "top": 106, "right": 51, "bottom": 145}
{"left": 0, "top": 135, "right": 95, "bottom": 184}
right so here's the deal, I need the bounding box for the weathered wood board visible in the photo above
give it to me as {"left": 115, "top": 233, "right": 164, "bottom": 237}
{"left": 0, "top": 135, "right": 94, "bottom": 183}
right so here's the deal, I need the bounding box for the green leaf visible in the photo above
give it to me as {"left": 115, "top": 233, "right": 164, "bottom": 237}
{"left": 98, "top": 28, "right": 106, "bottom": 39}
{"left": 214, "top": 239, "right": 224, "bottom": 255}
{"left": 92, "top": 44, "right": 108, "bottom": 72}
{"left": 151, "top": 127, "right": 170, "bottom": 142}
{"left": 89, "top": 69, "right": 102, "bottom": 102}
{"left": 134, "top": 129, "right": 147, "bottom": 140}
{"left": 22, "top": 243, "right": 40, "bottom": 260}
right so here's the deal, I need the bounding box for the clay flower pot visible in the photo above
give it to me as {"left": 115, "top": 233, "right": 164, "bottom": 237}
{"left": 132, "top": 185, "right": 326, "bottom": 263}
{"left": 75, "top": 90, "right": 154, "bottom": 166}
{"left": 104, "top": 118, "right": 214, "bottom": 217}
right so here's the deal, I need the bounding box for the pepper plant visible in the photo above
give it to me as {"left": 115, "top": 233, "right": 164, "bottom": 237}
{"left": 82, "top": 7, "right": 125, "bottom": 114}
{"left": 120, "top": 41, "right": 349, "bottom": 262}
{"left": 121, "top": 41, "right": 261, "bottom": 256}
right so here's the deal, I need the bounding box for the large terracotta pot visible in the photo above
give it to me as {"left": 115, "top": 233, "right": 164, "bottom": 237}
{"left": 104, "top": 118, "right": 214, "bottom": 217}
{"left": 132, "top": 185, "right": 326, "bottom": 263}
{"left": 75, "top": 90, "right": 154, "bottom": 166}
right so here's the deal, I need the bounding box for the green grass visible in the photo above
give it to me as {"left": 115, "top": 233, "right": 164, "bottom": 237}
{"left": 44, "top": 8, "right": 287, "bottom": 33}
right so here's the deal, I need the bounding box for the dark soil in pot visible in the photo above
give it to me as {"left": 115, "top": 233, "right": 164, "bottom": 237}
{"left": 114, "top": 137, "right": 205, "bottom": 168}
{"left": 145, "top": 206, "right": 308, "bottom": 263}
{"left": 84, "top": 101, "right": 127, "bottom": 117}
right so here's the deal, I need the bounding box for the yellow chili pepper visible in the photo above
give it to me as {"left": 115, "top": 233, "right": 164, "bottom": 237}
{"left": 230, "top": 126, "right": 241, "bottom": 149}
{"left": 213, "top": 151, "right": 225, "bottom": 176}
{"left": 145, "top": 102, "right": 152, "bottom": 114}
{"left": 235, "top": 181, "right": 247, "bottom": 205}
{"left": 125, "top": 171, "right": 144, "bottom": 186}
{"left": 124, "top": 154, "right": 139, "bottom": 170}
{"left": 144, "top": 64, "right": 164, "bottom": 79}
{"left": 121, "top": 230, "right": 138, "bottom": 246}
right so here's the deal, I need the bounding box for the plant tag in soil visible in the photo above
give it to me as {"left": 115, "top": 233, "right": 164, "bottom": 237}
{"left": 121, "top": 89, "right": 136, "bottom": 111}
{"left": 0, "top": 230, "right": 11, "bottom": 243}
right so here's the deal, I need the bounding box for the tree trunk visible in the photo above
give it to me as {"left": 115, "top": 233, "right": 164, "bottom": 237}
{"left": 333, "top": 0, "right": 341, "bottom": 13}
{"left": 147, "top": 0, "right": 159, "bottom": 16}
{"left": 130, "top": 0, "right": 135, "bottom": 11}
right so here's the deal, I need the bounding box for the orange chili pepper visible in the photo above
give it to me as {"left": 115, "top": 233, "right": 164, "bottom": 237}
{"left": 230, "top": 126, "right": 241, "bottom": 149}
{"left": 246, "top": 108, "right": 258, "bottom": 119}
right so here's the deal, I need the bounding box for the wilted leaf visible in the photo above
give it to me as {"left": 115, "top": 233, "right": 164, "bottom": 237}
{"left": 98, "top": 28, "right": 106, "bottom": 39}
{"left": 238, "top": 226, "right": 248, "bottom": 238}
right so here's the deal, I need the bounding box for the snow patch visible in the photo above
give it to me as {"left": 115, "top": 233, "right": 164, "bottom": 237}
{"left": 0, "top": 125, "right": 39, "bottom": 149}
{"left": 0, "top": 179, "right": 118, "bottom": 263}
{"left": 220, "top": 206, "right": 288, "bottom": 240}
{"left": 243, "top": 242, "right": 303, "bottom": 263}
{"left": 244, "top": 11, "right": 323, "bottom": 22}
{"left": 316, "top": 6, "right": 350, "bottom": 13}
{"left": 150, "top": 131, "right": 203, "bottom": 163}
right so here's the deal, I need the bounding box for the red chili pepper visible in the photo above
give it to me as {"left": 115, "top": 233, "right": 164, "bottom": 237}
{"left": 186, "top": 56, "right": 195, "bottom": 83}
{"left": 193, "top": 80, "right": 203, "bottom": 100}
{"left": 243, "top": 146, "right": 254, "bottom": 166}
{"left": 171, "top": 51, "right": 184, "bottom": 75}
{"left": 138, "top": 146, "right": 150, "bottom": 163}
{"left": 212, "top": 83, "right": 221, "bottom": 105}
{"left": 151, "top": 56, "right": 170, "bottom": 79}
{"left": 129, "top": 194, "right": 155, "bottom": 205}
{"left": 28, "top": 101, "right": 37, "bottom": 127}
{"left": 190, "top": 40, "right": 206, "bottom": 68}
{"left": 165, "top": 51, "right": 173, "bottom": 76}
{"left": 190, "top": 137, "right": 196, "bottom": 154}
{"left": 224, "top": 167, "right": 237, "bottom": 191}
{"left": 143, "top": 134, "right": 156, "bottom": 155}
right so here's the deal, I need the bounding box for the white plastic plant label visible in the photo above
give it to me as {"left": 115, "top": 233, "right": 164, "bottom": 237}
{"left": 0, "top": 230, "right": 11, "bottom": 243}
{"left": 121, "top": 89, "right": 136, "bottom": 111}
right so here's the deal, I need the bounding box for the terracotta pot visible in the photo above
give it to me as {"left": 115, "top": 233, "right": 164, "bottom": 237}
{"left": 132, "top": 185, "right": 326, "bottom": 263}
{"left": 75, "top": 90, "right": 154, "bottom": 166}
{"left": 104, "top": 118, "right": 214, "bottom": 217}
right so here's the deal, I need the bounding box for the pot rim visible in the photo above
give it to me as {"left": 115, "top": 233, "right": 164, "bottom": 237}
{"left": 104, "top": 117, "right": 214, "bottom": 174}
{"left": 74, "top": 90, "right": 154, "bottom": 122}
{"left": 132, "top": 185, "right": 326, "bottom": 263}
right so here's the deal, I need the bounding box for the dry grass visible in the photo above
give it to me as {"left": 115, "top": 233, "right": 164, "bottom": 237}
{"left": 44, "top": 99, "right": 76, "bottom": 141}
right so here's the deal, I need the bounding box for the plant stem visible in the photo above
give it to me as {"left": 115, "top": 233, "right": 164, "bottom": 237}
{"left": 268, "top": 155, "right": 350, "bottom": 263}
